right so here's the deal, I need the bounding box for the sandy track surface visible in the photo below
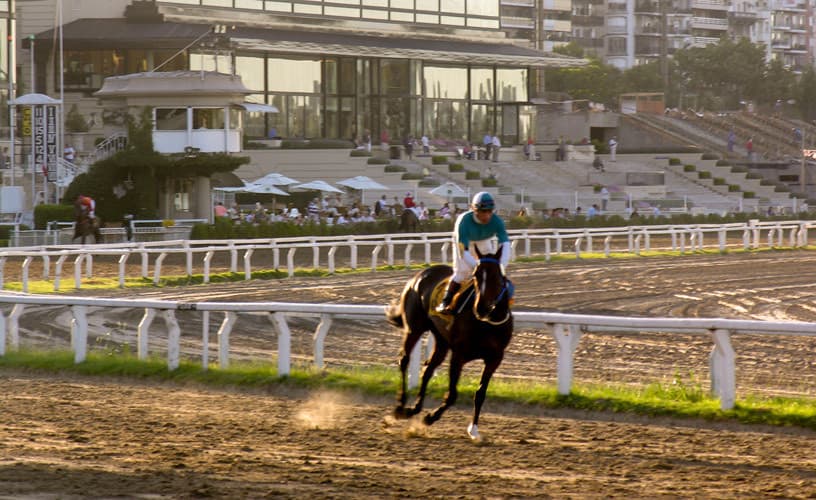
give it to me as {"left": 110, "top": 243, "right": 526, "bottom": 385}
{"left": 3, "top": 251, "right": 816, "bottom": 497}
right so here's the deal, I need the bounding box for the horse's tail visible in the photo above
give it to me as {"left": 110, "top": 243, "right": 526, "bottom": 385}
{"left": 385, "top": 303, "right": 404, "bottom": 329}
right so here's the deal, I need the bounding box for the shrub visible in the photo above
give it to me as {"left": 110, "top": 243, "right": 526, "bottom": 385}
{"left": 401, "top": 172, "right": 423, "bottom": 180}
{"left": 683, "top": 164, "right": 696, "bottom": 172}
{"left": 367, "top": 157, "right": 389, "bottom": 165}
{"left": 384, "top": 164, "right": 406, "bottom": 172}
{"left": 669, "top": 158, "right": 682, "bottom": 166}
{"left": 713, "top": 177, "right": 725, "bottom": 185}
{"left": 715, "top": 159, "right": 732, "bottom": 166}
{"left": 701, "top": 152, "right": 720, "bottom": 160}
{"left": 349, "top": 149, "right": 372, "bottom": 157}
{"left": 65, "top": 104, "right": 90, "bottom": 133}
{"left": 482, "top": 178, "right": 498, "bottom": 187}
{"left": 448, "top": 163, "right": 464, "bottom": 172}
{"left": 281, "top": 138, "right": 353, "bottom": 149}
{"left": 418, "top": 178, "right": 440, "bottom": 187}
{"left": 743, "top": 191, "right": 755, "bottom": 198}
{"left": 731, "top": 166, "right": 748, "bottom": 173}
{"left": 698, "top": 171, "right": 711, "bottom": 179}
{"left": 465, "top": 170, "right": 481, "bottom": 180}
{"left": 432, "top": 155, "right": 449, "bottom": 165}
{"left": 34, "top": 204, "right": 75, "bottom": 230}
{"left": 746, "top": 172, "right": 762, "bottom": 179}
{"left": 728, "top": 184, "right": 741, "bottom": 192}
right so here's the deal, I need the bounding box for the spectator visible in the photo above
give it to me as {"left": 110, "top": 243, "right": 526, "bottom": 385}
{"left": 214, "top": 201, "right": 228, "bottom": 218}
{"left": 482, "top": 132, "right": 493, "bottom": 160}
{"left": 608, "top": 136, "right": 618, "bottom": 162}
{"left": 421, "top": 134, "right": 430, "bottom": 154}
{"left": 491, "top": 134, "right": 501, "bottom": 162}
{"left": 746, "top": 137, "right": 754, "bottom": 161}
{"left": 404, "top": 135, "right": 415, "bottom": 160}
{"left": 587, "top": 204, "right": 599, "bottom": 219}
{"left": 64, "top": 144, "right": 76, "bottom": 163}
{"left": 253, "top": 202, "right": 268, "bottom": 223}
{"left": 592, "top": 156, "right": 605, "bottom": 172}
{"left": 555, "top": 136, "right": 565, "bottom": 161}
{"left": 375, "top": 194, "right": 388, "bottom": 217}
{"left": 391, "top": 196, "right": 403, "bottom": 216}
{"left": 438, "top": 202, "right": 451, "bottom": 219}
{"left": 380, "top": 129, "right": 390, "bottom": 151}
{"left": 403, "top": 192, "right": 416, "bottom": 209}
{"left": 727, "top": 130, "right": 735, "bottom": 152}
{"left": 307, "top": 198, "right": 321, "bottom": 221}
{"left": 417, "top": 201, "right": 429, "bottom": 220}
{"left": 362, "top": 129, "right": 372, "bottom": 152}
{"left": 600, "top": 186, "right": 610, "bottom": 211}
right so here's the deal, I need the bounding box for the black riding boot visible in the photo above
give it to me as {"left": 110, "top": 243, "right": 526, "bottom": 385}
{"left": 435, "top": 280, "right": 461, "bottom": 314}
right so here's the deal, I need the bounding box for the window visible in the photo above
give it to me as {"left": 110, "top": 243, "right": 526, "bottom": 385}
{"left": 155, "top": 108, "right": 187, "bottom": 131}
{"left": 193, "top": 108, "right": 225, "bottom": 129}
{"left": 424, "top": 66, "right": 467, "bottom": 99}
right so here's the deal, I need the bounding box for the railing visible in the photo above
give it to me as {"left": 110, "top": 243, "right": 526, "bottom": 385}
{"left": 0, "top": 294, "right": 813, "bottom": 410}
{"left": 0, "top": 220, "right": 813, "bottom": 292}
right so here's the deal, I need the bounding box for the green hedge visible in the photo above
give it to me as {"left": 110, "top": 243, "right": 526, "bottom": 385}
{"left": 418, "top": 178, "right": 440, "bottom": 187}
{"left": 401, "top": 172, "right": 423, "bottom": 180}
{"left": 701, "top": 152, "right": 720, "bottom": 160}
{"left": 728, "top": 184, "right": 741, "bottom": 192}
{"left": 448, "top": 163, "right": 464, "bottom": 172}
{"left": 715, "top": 159, "right": 732, "bottom": 166}
{"left": 698, "top": 171, "right": 711, "bottom": 179}
{"left": 34, "top": 204, "right": 75, "bottom": 230}
{"left": 465, "top": 170, "right": 481, "bottom": 180}
{"left": 349, "top": 149, "right": 372, "bottom": 157}
{"left": 482, "top": 178, "right": 498, "bottom": 187}
{"left": 384, "top": 164, "right": 407, "bottom": 173}
{"left": 367, "top": 157, "right": 389, "bottom": 165}
{"left": 743, "top": 191, "right": 755, "bottom": 198}
{"left": 713, "top": 177, "right": 725, "bottom": 185}
{"left": 683, "top": 164, "right": 696, "bottom": 172}
{"left": 281, "top": 139, "right": 354, "bottom": 149}
{"left": 669, "top": 158, "right": 682, "bottom": 166}
{"left": 432, "top": 156, "right": 449, "bottom": 165}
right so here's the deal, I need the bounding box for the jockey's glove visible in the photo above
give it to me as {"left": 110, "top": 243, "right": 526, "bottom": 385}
{"left": 500, "top": 241, "right": 511, "bottom": 267}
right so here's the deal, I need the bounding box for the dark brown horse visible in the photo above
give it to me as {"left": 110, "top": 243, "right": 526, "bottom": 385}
{"left": 386, "top": 246, "right": 513, "bottom": 440}
{"left": 399, "top": 208, "right": 419, "bottom": 232}
{"left": 73, "top": 215, "right": 101, "bottom": 244}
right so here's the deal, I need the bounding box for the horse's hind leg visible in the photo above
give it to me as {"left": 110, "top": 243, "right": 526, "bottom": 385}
{"left": 467, "top": 357, "right": 502, "bottom": 441}
{"left": 423, "top": 352, "right": 464, "bottom": 426}
{"left": 408, "top": 338, "right": 448, "bottom": 417}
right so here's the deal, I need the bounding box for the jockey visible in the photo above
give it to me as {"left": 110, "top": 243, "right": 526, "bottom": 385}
{"left": 76, "top": 194, "right": 95, "bottom": 219}
{"left": 436, "top": 191, "right": 510, "bottom": 314}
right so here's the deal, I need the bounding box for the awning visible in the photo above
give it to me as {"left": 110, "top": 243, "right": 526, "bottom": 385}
{"left": 239, "top": 102, "right": 280, "bottom": 113}
{"left": 231, "top": 29, "right": 586, "bottom": 68}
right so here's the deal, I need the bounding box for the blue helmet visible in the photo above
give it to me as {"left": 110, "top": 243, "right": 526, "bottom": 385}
{"left": 471, "top": 191, "right": 495, "bottom": 211}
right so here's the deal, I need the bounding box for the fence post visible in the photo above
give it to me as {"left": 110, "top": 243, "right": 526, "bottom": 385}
{"left": 311, "top": 237, "right": 320, "bottom": 269}
{"left": 287, "top": 248, "right": 296, "bottom": 277}
{"left": 201, "top": 311, "right": 209, "bottom": 370}
{"left": 243, "top": 248, "right": 254, "bottom": 280}
{"left": 73, "top": 254, "right": 84, "bottom": 290}
{"left": 118, "top": 253, "right": 128, "bottom": 289}
{"left": 709, "top": 328, "right": 736, "bottom": 410}
{"left": 371, "top": 244, "right": 382, "bottom": 271}
{"left": 153, "top": 253, "right": 167, "bottom": 285}
{"left": 217, "top": 311, "right": 237, "bottom": 369}
{"left": 163, "top": 309, "right": 181, "bottom": 371}
{"left": 551, "top": 323, "right": 582, "bottom": 395}
{"left": 8, "top": 304, "right": 23, "bottom": 351}
{"left": 71, "top": 305, "right": 88, "bottom": 364}
{"left": 404, "top": 243, "right": 413, "bottom": 268}
{"left": 0, "top": 312, "right": 5, "bottom": 356}
{"left": 203, "top": 250, "right": 214, "bottom": 283}
{"left": 271, "top": 312, "right": 291, "bottom": 376}
{"left": 574, "top": 237, "right": 582, "bottom": 258}
{"left": 137, "top": 308, "right": 156, "bottom": 360}
{"left": 184, "top": 241, "right": 192, "bottom": 276}
{"left": 328, "top": 246, "right": 337, "bottom": 274}
{"left": 313, "top": 314, "right": 332, "bottom": 369}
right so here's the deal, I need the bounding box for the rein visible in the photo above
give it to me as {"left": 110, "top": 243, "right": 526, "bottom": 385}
{"left": 472, "top": 257, "right": 511, "bottom": 325}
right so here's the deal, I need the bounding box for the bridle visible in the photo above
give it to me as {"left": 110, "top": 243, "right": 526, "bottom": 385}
{"left": 472, "top": 257, "right": 511, "bottom": 325}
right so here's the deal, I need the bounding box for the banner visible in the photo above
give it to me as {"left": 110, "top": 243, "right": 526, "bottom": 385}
{"left": 33, "top": 106, "right": 45, "bottom": 175}
{"left": 46, "top": 106, "right": 58, "bottom": 182}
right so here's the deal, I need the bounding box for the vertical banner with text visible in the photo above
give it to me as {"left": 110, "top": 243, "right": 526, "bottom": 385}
{"left": 33, "top": 105, "right": 46, "bottom": 176}
{"left": 46, "top": 106, "right": 58, "bottom": 182}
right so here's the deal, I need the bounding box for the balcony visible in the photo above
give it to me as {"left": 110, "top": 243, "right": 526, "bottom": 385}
{"left": 501, "top": 16, "right": 535, "bottom": 29}
{"left": 691, "top": 0, "right": 728, "bottom": 11}
{"left": 690, "top": 16, "right": 728, "bottom": 30}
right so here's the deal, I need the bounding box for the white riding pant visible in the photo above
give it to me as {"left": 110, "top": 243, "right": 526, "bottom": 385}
{"left": 452, "top": 238, "right": 497, "bottom": 283}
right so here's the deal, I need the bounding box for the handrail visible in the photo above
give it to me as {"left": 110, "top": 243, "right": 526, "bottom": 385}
{"left": 0, "top": 294, "right": 813, "bottom": 410}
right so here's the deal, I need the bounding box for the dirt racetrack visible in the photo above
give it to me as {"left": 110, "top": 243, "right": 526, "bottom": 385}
{"left": 2, "top": 250, "right": 816, "bottom": 497}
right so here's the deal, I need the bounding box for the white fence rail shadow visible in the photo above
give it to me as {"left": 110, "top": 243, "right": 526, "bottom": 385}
{"left": 0, "top": 220, "right": 814, "bottom": 292}
{"left": 0, "top": 294, "right": 813, "bottom": 411}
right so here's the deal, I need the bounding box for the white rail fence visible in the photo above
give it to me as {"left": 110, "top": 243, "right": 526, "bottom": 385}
{"left": 0, "top": 294, "right": 814, "bottom": 411}
{"left": 1, "top": 220, "right": 814, "bottom": 292}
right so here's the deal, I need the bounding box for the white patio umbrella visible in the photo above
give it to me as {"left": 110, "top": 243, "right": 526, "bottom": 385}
{"left": 336, "top": 175, "right": 389, "bottom": 205}
{"left": 428, "top": 181, "right": 468, "bottom": 207}
{"left": 291, "top": 180, "right": 344, "bottom": 194}
{"left": 252, "top": 172, "right": 300, "bottom": 186}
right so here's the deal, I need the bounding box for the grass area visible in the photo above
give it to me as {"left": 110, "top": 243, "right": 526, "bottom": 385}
{"left": 2, "top": 350, "right": 814, "bottom": 431}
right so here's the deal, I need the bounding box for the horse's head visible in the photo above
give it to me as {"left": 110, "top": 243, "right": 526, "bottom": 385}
{"left": 472, "top": 246, "right": 510, "bottom": 324}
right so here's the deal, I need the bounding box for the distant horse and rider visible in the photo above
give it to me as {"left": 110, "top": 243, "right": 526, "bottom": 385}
{"left": 386, "top": 245, "right": 513, "bottom": 440}
{"left": 73, "top": 194, "right": 101, "bottom": 244}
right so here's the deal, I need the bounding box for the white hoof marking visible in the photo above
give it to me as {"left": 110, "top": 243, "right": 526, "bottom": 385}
{"left": 467, "top": 422, "right": 481, "bottom": 441}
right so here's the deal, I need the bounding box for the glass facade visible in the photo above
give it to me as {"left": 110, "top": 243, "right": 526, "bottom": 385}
{"left": 190, "top": 53, "right": 530, "bottom": 144}
{"left": 64, "top": 49, "right": 187, "bottom": 90}
{"left": 157, "top": 0, "right": 500, "bottom": 29}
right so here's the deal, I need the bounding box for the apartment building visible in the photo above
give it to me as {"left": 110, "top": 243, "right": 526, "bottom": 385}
{"left": 571, "top": 0, "right": 813, "bottom": 72}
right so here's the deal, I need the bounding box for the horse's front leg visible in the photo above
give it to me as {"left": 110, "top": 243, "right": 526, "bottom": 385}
{"left": 409, "top": 339, "right": 448, "bottom": 417}
{"left": 394, "top": 328, "right": 423, "bottom": 418}
{"left": 467, "top": 357, "right": 502, "bottom": 441}
{"left": 424, "top": 352, "right": 463, "bottom": 426}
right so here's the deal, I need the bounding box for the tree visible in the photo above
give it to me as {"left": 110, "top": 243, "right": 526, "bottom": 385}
{"left": 797, "top": 66, "right": 816, "bottom": 122}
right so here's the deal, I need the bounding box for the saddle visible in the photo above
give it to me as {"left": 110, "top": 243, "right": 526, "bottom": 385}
{"left": 429, "top": 276, "right": 515, "bottom": 320}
